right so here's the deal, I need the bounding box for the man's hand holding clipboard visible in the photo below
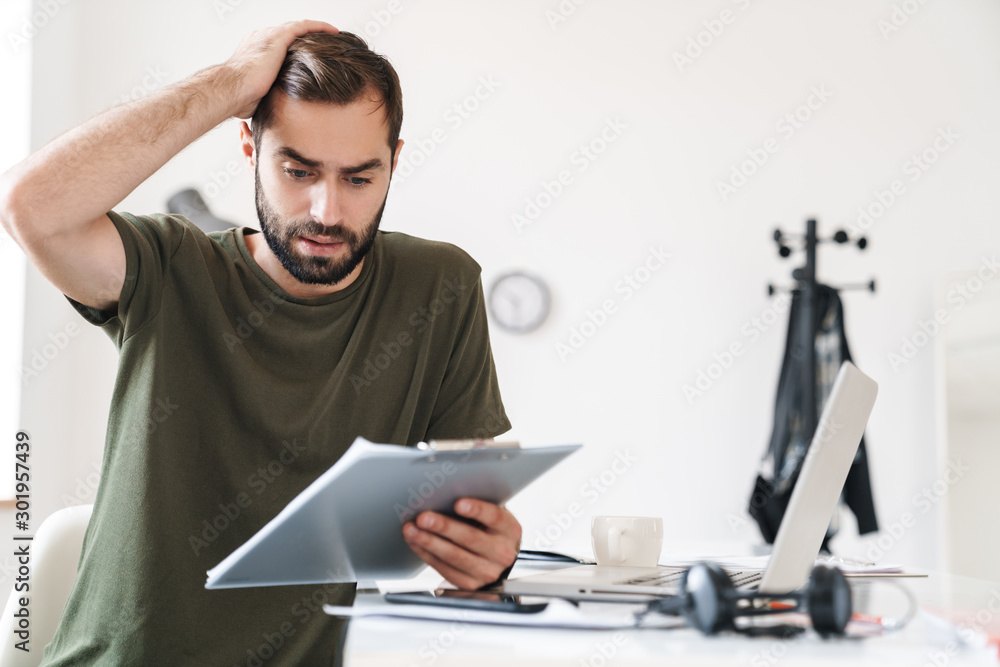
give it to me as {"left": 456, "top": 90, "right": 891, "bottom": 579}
{"left": 403, "top": 497, "right": 522, "bottom": 591}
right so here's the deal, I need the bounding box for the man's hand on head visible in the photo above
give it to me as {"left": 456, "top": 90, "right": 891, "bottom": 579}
{"left": 402, "top": 499, "right": 522, "bottom": 590}
{"left": 224, "top": 19, "right": 339, "bottom": 120}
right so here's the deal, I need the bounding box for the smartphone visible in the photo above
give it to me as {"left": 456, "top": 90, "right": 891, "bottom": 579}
{"left": 384, "top": 588, "right": 549, "bottom": 614}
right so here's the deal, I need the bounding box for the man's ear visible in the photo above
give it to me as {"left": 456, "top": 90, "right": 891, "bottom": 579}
{"left": 390, "top": 139, "right": 404, "bottom": 175}
{"left": 239, "top": 121, "right": 256, "bottom": 170}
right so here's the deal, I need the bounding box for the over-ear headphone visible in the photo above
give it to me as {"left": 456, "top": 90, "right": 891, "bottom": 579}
{"left": 643, "top": 562, "right": 853, "bottom": 636}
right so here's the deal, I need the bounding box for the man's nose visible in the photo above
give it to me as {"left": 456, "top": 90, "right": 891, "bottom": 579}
{"left": 310, "top": 180, "right": 344, "bottom": 226}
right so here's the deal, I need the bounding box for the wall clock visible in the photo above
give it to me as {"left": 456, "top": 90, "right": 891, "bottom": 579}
{"left": 487, "top": 271, "right": 550, "bottom": 334}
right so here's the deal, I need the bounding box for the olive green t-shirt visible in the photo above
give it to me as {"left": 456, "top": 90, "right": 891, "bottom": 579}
{"left": 41, "top": 211, "right": 510, "bottom": 666}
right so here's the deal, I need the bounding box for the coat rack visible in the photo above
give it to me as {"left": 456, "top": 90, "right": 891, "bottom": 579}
{"left": 750, "top": 218, "right": 880, "bottom": 547}
{"left": 766, "top": 218, "right": 875, "bottom": 442}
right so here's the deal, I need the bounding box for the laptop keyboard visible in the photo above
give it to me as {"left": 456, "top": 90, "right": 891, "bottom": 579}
{"left": 723, "top": 570, "right": 763, "bottom": 588}
{"left": 618, "top": 568, "right": 763, "bottom": 589}
{"left": 620, "top": 568, "right": 685, "bottom": 587}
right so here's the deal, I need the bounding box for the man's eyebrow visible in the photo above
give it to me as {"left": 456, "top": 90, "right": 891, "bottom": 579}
{"left": 275, "top": 146, "right": 385, "bottom": 174}
{"left": 339, "top": 158, "right": 385, "bottom": 175}
{"left": 276, "top": 146, "right": 323, "bottom": 169}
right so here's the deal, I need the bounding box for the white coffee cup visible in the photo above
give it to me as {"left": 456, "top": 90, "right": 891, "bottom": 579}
{"left": 591, "top": 516, "right": 663, "bottom": 567}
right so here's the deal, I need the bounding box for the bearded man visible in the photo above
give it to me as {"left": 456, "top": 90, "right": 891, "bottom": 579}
{"left": 0, "top": 20, "right": 519, "bottom": 666}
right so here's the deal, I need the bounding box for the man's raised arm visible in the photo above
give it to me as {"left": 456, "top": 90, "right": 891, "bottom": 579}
{"left": 0, "top": 20, "right": 337, "bottom": 311}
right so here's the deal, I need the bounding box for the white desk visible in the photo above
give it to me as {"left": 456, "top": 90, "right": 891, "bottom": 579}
{"left": 343, "top": 563, "right": 1000, "bottom": 666}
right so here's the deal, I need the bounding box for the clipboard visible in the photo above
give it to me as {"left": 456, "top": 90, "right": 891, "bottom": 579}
{"left": 205, "top": 437, "right": 580, "bottom": 589}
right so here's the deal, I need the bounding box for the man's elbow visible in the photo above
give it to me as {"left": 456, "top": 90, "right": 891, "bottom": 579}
{"left": 0, "top": 172, "right": 31, "bottom": 247}
{"left": 0, "top": 172, "right": 62, "bottom": 252}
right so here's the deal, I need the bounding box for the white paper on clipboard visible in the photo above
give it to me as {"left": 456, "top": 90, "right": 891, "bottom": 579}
{"left": 205, "top": 437, "right": 580, "bottom": 590}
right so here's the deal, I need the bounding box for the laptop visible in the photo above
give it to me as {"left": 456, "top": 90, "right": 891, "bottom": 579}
{"left": 504, "top": 361, "right": 878, "bottom": 600}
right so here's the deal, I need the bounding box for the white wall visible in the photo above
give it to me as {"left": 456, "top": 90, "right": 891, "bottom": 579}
{"left": 0, "top": 0, "right": 30, "bottom": 500}
{"left": 940, "top": 273, "right": 1000, "bottom": 582}
{"left": 4, "top": 0, "right": 1000, "bottom": 601}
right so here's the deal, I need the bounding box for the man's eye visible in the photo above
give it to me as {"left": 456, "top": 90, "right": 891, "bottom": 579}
{"left": 284, "top": 168, "right": 310, "bottom": 179}
{"left": 348, "top": 177, "right": 371, "bottom": 188}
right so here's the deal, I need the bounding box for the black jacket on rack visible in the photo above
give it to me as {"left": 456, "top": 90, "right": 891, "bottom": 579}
{"left": 748, "top": 284, "right": 878, "bottom": 549}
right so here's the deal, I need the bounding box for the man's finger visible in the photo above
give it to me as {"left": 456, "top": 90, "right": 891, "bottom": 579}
{"left": 414, "top": 512, "right": 496, "bottom": 560}
{"left": 454, "top": 499, "right": 521, "bottom": 541}
{"left": 284, "top": 19, "right": 340, "bottom": 38}
{"left": 404, "top": 522, "right": 490, "bottom": 573}
{"left": 406, "top": 541, "right": 484, "bottom": 591}
{"left": 403, "top": 523, "right": 504, "bottom": 585}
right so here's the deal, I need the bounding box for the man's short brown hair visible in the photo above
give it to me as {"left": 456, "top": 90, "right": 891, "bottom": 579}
{"left": 251, "top": 31, "right": 403, "bottom": 158}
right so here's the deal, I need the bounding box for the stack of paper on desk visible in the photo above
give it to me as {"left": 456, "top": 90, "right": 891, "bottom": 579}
{"left": 324, "top": 595, "right": 684, "bottom": 630}
{"left": 659, "top": 554, "right": 915, "bottom": 577}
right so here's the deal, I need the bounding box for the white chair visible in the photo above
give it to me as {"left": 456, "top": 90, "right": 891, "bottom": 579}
{"left": 0, "top": 504, "right": 93, "bottom": 667}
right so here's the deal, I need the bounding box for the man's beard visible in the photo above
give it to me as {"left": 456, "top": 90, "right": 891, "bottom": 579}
{"left": 254, "top": 166, "right": 387, "bottom": 286}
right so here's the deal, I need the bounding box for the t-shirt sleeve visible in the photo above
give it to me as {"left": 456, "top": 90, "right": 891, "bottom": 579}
{"left": 65, "top": 210, "right": 187, "bottom": 345}
{"left": 424, "top": 273, "right": 512, "bottom": 441}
